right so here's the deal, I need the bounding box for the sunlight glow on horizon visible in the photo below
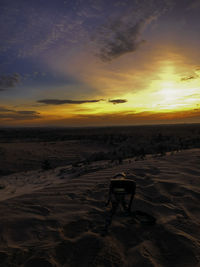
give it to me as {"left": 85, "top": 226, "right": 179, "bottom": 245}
{"left": 1, "top": 50, "right": 200, "bottom": 126}
{"left": 34, "top": 58, "right": 200, "bottom": 122}
{"left": 105, "top": 60, "right": 198, "bottom": 115}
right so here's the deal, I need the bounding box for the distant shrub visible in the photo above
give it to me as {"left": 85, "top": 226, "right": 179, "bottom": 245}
{"left": 87, "top": 151, "right": 108, "bottom": 162}
{"left": 72, "top": 161, "right": 80, "bottom": 167}
{"left": 0, "top": 184, "right": 5, "bottom": 190}
{"left": 41, "top": 159, "right": 52, "bottom": 170}
{"left": 0, "top": 147, "right": 5, "bottom": 157}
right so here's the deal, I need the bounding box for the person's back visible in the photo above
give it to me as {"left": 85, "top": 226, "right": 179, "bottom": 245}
{"left": 104, "top": 172, "right": 156, "bottom": 233}
{"left": 106, "top": 173, "right": 136, "bottom": 213}
{"left": 110, "top": 178, "right": 136, "bottom": 195}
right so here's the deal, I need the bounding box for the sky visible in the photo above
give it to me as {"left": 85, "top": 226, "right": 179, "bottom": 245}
{"left": 0, "top": 0, "right": 200, "bottom": 127}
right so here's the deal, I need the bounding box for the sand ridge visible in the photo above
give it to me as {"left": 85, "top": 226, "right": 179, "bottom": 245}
{"left": 0, "top": 149, "right": 200, "bottom": 266}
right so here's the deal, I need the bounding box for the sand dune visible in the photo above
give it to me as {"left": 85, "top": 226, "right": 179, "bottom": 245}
{"left": 0, "top": 149, "right": 200, "bottom": 266}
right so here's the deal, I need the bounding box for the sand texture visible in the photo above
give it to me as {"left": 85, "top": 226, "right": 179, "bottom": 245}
{"left": 0, "top": 149, "right": 200, "bottom": 266}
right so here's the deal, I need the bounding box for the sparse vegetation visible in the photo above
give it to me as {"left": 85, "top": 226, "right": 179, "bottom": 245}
{"left": 0, "top": 124, "right": 200, "bottom": 175}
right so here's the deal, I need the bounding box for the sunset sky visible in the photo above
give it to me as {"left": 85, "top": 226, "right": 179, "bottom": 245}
{"left": 0, "top": 0, "right": 200, "bottom": 126}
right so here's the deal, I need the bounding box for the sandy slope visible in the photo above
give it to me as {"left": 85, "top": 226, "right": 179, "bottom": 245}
{"left": 0, "top": 149, "right": 200, "bottom": 266}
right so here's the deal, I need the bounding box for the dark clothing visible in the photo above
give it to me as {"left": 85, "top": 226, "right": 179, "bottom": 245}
{"left": 107, "top": 178, "right": 136, "bottom": 212}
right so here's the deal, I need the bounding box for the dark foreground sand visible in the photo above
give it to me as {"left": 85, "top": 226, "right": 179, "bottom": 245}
{"left": 0, "top": 149, "right": 200, "bottom": 266}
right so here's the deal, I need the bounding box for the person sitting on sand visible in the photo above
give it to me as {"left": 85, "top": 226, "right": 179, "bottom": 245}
{"left": 106, "top": 172, "right": 136, "bottom": 214}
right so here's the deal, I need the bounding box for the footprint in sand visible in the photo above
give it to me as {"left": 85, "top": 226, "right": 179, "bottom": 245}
{"left": 0, "top": 251, "right": 7, "bottom": 265}
{"left": 29, "top": 205, "right": 50, "bottom": 216}
{"left": 63, "top": 219, "right": 93, "bottom": 238}
{"left": 66, "top": 192, "right": 76, "bottom": 199}
{"left": 55, "top": 232, "right": 124, "bottom": 267}
{"left": 24, "top": 257, "right": 53, "bottom": 267}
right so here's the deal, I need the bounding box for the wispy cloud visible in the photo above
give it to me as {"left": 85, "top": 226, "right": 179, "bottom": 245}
{"left": 0, "top": 0, "right": 174, "bottom": 63}
{"left": 187, "top": 0, "right": 200, "bottom": 10}
{"left": 0, "top": 73, "right": 21, "bottom": 91}
{"left": 181, "top": 74, "right": 199, "bottom": 81}
{"left": 0, "top": 2, "right": 88, "bottom": 59}
{"left": 0, "top": 106, "right": 40, "bottom": 120}
{"left": 37, "top": 99, "right": 104, "bottom": 105}
{"left": 108, "top": 99, "right": 127, "bottom": 104}
{"left": 36, "top": 109, "right": 200, "bottom": 127}
{"left": 0, "top": 107, "right": 13, "bottom": 112}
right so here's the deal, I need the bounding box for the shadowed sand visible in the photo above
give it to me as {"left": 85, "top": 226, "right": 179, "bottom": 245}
{"left": 0, "top": 149, "right": 200, "bottom": 266}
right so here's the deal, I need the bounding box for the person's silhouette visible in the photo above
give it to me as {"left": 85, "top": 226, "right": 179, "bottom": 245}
{"left": 105, "top": 172, "right": 136, "bottom": 229}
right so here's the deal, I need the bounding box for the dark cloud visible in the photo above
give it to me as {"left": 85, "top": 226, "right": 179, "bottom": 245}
{"left": 0, "top": 106, "right": 40, "bottom": 120}
{"left": 0, "top": 73, "right": 21, "bottom": 91}
{"left": 181, "top": 75, "right": 198, "bottom": 81}
{"left": 108, "top": 99, "right": 127, "bottom": 104}
{"left": 94, "top": 0, "right": 174, "bottom": 61}
{"left": 96, "top": 17, "right": 152, "bottom": 61}
{"left": 37, "top": 99, "right": 104, "bottom": 105}
{"left": 0, "top": 107, "right": 13, "bottom": 112}
{"left": 15, "top": 110, "right": 39, "bottom": 115}
{"left": 38, "top": 98, "right": 128, "bottom": 105}
{"left": 187, "top": 0, "right": 200, "bottom": 10}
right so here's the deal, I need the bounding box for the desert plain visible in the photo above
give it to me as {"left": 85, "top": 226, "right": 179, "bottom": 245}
{"left": 0, "top": 124, "right": 200, "bottom": 266}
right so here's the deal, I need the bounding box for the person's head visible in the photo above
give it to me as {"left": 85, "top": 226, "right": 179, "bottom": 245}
{"left": 113, "top": 172, "right": 126, "bottom": 180}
